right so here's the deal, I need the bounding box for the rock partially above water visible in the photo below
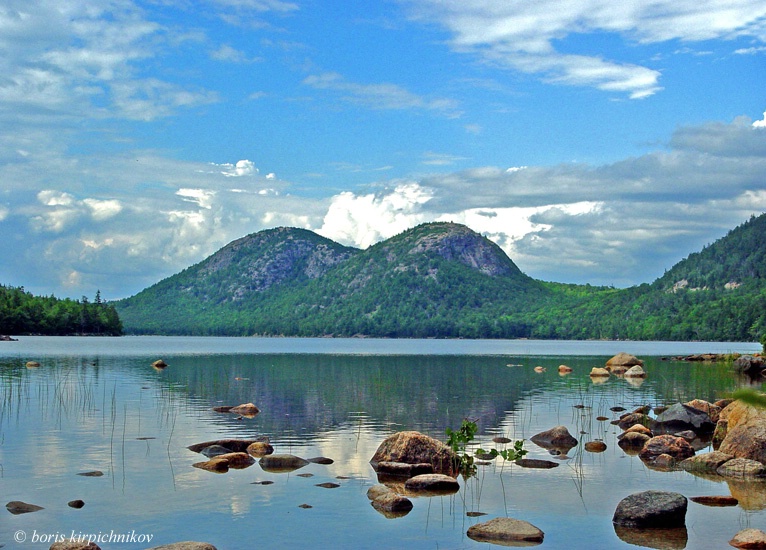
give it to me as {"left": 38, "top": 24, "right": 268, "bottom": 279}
{"left": 530, "top": 425, "right": 578, "bottom": 453}
{"left": 639, "top": 435, "right": 695, "bottom": 463}
{"left": 6, "top": 500, "right": 44, "bottom": 514}
{"left": 607, "top": 352, "right": 643, "bottom": 368}
{"left": 652, "top": 403, "right": 715, "bottom": 435}
{"left": 679, "top": 451, "right": 734, "bottom": 474}
{"left": 370, "top": 431, "right": 458, "bottom": 476}
{"left": 612, "top": 490, "right": 687, "bottom": 528}
{"left": 730, "top": 528, "right": 766, "bottom": 549}
{"left": 404, "top": 474, "right": 459, "bottom": 495}
{"left": 259, "top": 454, "right": 309, "bottom": 473}
{"left": 467, "top": 517, "right": 544, "bottom": 546}
{"left": 717, "top": 457, "right": 766, "bottom": 479}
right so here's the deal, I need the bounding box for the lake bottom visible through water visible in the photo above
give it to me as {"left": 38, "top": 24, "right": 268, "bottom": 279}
{"left": 0, "top": 337, "right": 764, "bottom": 549}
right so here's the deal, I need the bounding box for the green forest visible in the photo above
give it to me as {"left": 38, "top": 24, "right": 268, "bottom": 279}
{"left": 114, "top": 214, "right": 766, "bottom": 342}
{"left": 0, "top": 285, "right": 122, "bottom": 336}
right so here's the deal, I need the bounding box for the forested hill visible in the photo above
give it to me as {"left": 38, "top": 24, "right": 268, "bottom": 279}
{"left": 115, "top": 222, "right": 549, "bottom": 337}
{"left": 0, "top": 286, "right": 122, "bottom": 336}
{"left": 114, "top": 215, "right": 766, "bottom": 341}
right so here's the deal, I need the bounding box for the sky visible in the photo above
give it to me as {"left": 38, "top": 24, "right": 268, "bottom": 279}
{"left": 1, "top": 0, "right": 766, "bottom": 301}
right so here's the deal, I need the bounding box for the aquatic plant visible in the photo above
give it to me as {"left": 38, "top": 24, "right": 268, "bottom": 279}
{"left": 446, "top": 419, "right": 527, "bottom": 477}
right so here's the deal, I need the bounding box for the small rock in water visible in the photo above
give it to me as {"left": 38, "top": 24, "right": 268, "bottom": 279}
{"left": 315, "top": 482, "right": 340, "bottom": 489}
{"left": 466, "top": 511, "right": 487, "bottom": 517}
{"left": 610, "top": 406, "right": 627, "bottom": 412}
{"left": 251, "top": 480, "right": 274, "bottom": 485}
{"left": 467, "top": 517, "right": 544, "bottom": 546}
{"left": 297, "top": 473, "right": 314, "bottom": 478}
{"left": 612, "top": 491, "right": 687, "bottom": 528}
{"left": 585, "top": 441, "right": 607, "bottom": 453}
{"left": 68, "top": 499, "right": 85, "bottom": 509}
{"left": 492, "top": 436, "right": 512, "bottom": 444}
{"left": 77, "top": 470, "right": 104, "bottom": 477}
{"left": 151, "top": 359, "right": 168, "bottom": 369}
{"left": 298, "top": 503, "right": 313, "bottom": 509}
{"left": 6, "top": 501, "right": 44, "bottom": 514}
{"left": 730, "top": 528, "right": 766, "bottom": 549}
{"left": 307, "top": 456, "right": 334, "bottom": 465}
{"left": 689, "top": 495, "right": 738, "bottom": 507}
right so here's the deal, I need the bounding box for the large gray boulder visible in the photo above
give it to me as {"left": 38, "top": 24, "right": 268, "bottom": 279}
{"left": 612, "top": 491, "right": 687, "bottom": 528}
{"left": 651, "top": 403, "right": 715, "bottom": 435}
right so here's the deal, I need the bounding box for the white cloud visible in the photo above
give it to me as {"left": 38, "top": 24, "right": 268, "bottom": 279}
{"left": 404, "top": 0, "right": 766, "bottom": 97}
{"left": 176, "top": 188, "right": 217, "bottom": 209}
{"left": 318, "top": 183, "right": 434, "bottom": 248}
{"left": 223, "top": 159, "right": 258, "bottom": 177}
{"left": 303, "top": 72, "right": 460, "bottom": 115}
{"left": 210, "top": 44, "right": 262, "bottom": 63}
{"left": 754, "top": 112, "right": 766, "bottom": 128}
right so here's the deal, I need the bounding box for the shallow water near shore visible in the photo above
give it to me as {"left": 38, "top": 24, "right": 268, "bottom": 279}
{"left": 1, "top": 337, "right": 764, "bottom": 549}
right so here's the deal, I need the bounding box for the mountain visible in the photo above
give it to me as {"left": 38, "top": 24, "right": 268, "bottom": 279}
{"left": 116, "top": 222, "right": 548, "bottom": 337}
{"left": 114, "top": 215, "right": 766, "bottom": 341}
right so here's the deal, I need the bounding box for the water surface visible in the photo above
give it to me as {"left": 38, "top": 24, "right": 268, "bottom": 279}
{"left": 1, "top": 337, "right": 763, "bottom": 549}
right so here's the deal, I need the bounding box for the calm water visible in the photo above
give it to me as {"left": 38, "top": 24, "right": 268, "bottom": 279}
{"left": 1, "top": 337, "right": 763, "bottom": 549}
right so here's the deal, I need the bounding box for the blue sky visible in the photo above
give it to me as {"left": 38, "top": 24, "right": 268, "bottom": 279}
{"left": 1, "top": 0, "right": 765, "bottom": 300}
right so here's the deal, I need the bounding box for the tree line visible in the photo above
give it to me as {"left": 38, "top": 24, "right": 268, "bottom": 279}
{"left": 0, "top": 285, "right": 123, "bottom": 336}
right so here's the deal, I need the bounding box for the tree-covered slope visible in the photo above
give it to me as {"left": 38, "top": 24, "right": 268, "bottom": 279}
{"left": 0, "top": 286, "right": 122, "bottom": 336}
{"left": 114, "top": 214, "right": 766, "bottom": 341}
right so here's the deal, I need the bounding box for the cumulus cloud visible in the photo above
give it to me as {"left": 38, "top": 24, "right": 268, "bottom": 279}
{"left": 220, "top": 159, "right": 258, "bottom": 177}
{"left": 404, "top": 0, "right": 766, "bottom": 97}
{"left": 754, "top": 112, "right": 766, "bottom": 128}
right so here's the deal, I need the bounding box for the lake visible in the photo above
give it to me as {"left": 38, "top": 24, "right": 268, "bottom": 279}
{"left": 1, "top": 337, "right": 763, "bottom": 549}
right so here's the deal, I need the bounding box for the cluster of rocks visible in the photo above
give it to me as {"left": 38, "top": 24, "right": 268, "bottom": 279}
{"left": 187, "top": 437, "right": 333, "bottom": 474}
{"left": 0, "top": 334, "right": 18, "bottom": 341}
{"left": 589, "top": 352, "right": 647, "bottom": 381}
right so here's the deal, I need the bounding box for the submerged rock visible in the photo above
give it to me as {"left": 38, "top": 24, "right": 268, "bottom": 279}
{"left": 515, "top": 458, "right": 559, "bottom": 469}
{"left": 259, "top": 454, "right": 309, "bottom": 473}
{"left": 612, "top": 490, "right": 687, "bottom": 528}
{"left": 467, "top": 517, "right": 544, "bottom": 546}
{"left": 229, "top": 403, "right": 260, "bottom": 417}
{"left": 6, "top": 500, "right": 44, "bottom": 514}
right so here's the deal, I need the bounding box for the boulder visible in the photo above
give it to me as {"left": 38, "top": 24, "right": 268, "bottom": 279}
{"left": 558, "top": 364, "right": 573, "bottom": 373}
{"left": 621, "top": 424, "right": 652, "bottom": 437}
{"left": 366, "top": 485, "right": 413, "bottom": 517}
{"left": 68, "top": 499, "right": 85, "bottom": 508}
{"left": 589, "top": 367, "right": 610, "bottom": 377}
{"left": 717, "top": 457, "right": 766, "bottom": 479}
{"left": 467, "top": 517, "right": 544, "bottom": 546}
{"left": 606, "top": 352, "right": 643, "bottom": 368}
{"left": 734, "top": 355, "right": 765, "bottom": 374}
{"left": 25, "top": 360, "right": 41, "bottom": 368}
{"left": 718, "top": 399, "right": 766, "bottom": 464}
{"left": 404, "top": 474, "right": 459, "bottom": 495}
{"left": 612, "top": 490, "right": 687, "bottom": 528}
{"left": 307, "top": 456, "right": 334, "bottom": 465}
{"left": 151, "top": 359, "right": 167, "bottom": 369}
{"left": 685, "top": 399, "right": 722, "bottom": 423}
{"left": 639, "top": 435, "right": 695, "bottom": 463}
{"left": 370, "top": 431, "right": 458, "bottom": 476}
{"left": 584, "top": 441, "right": 607, "bottom": 453}
{"left": 530, "top": 425, "right": 578, "bottom": 453}
{"left": 246, "top": 441, "right": 274, "bottom": 457}
{"left": 730, "top": 528, "right": 766, "bottom": 549}
{"left": 651, "top": 453, "right": 677, "bottom": 470}
{"left": 624, "top": 365, "right": 647, "bottom": 378}
{"left": 678, "top": 451, "right": 734, "bottom": 474}
{"left": 229, "top": 403, "right": 260, "bottom": 417}
{"left": 618, "top": 413, "right": 652, "bottom": 431}
{"left": 651, "top": 403, "right": 715, "bottom": 435}
{"left": 6, "top": 500, "right": 44, "bottom": 514}
{"left": 259, "top": 454, "right": 309, "bottom": 473}
{"left": 618, "top": 432, "right": 651, "bottom": 453}
{"left": 214, "top": 452, "right": 255, "bottom": 469}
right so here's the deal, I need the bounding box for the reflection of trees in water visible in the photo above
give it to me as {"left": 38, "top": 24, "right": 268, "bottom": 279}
{"left": 152, "top": 355, "right": 742, "bottom": 443}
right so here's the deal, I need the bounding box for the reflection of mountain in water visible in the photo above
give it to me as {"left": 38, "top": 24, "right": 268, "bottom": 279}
{"left": 153, "top": 354, "right": 741, "bottom": 440}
